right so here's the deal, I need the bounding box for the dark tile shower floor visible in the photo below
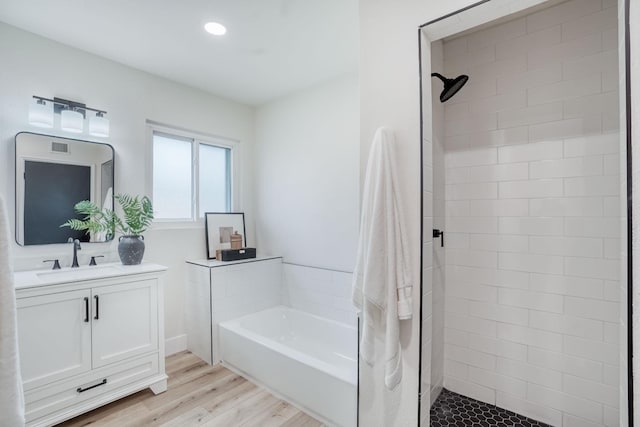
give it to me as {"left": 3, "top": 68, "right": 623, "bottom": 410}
{"left": 430, "top": 389, "right": 552, "bottom": 427}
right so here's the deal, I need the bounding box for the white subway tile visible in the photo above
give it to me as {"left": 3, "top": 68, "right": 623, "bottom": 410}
{"left": 564, "top": 175, "right": 620, "bottom": 197}
{"left": 528, "top": 73, "right": 601, "bottom": 106}
{"left": 446, "top": 265, "right": 529, "bottom": 290}
{"left": 499, "top": 289, "right": 564, "bottom": 313}
{"left": 529, "top": 236, "right": 603, "bottom": 258}
{"left": 564, "top": 336, "right": 618, "bottom": 364}
{"left": 563, "top": 374, "right": 618, "bottom": 407}
{"left": 445, "top": 147, "right": 497, "bottom": 168}
{"left": 446, "top": 376, "right": 496, "bottom": 406}
{"left": 529, "top": 156, "right": 603, "bottom": 179}
{"left": 604, "top": 154, "right": 620, "bottom": 176}
{"left": 604, "top": 322, "right": 619, "bottom": 344}
{"left": 446, "top": 201, "right": 470, "bottom": 217}
{"left": 445, "top": 327, "right": 469, "bottom": 347}
{"left": 448, "top": 163, "right": 529, "bottom": 184}
{"left": 529, "top": 197, "right": 603, "bottom": 217}
{"left": 604, "top": 406, "right": 620, "bottom": 427}
{"left": 564, "top": 217, "right": 619, "bottom": 238}
{"left": 525, "top": 0, "right": 602, "bottom": 33}
{"left": 468, "top": 234, "right": 529, "bottom": 253}
{"left": 604, "top": 238, "right": 620, "bottom": 260}
{"left": 604, "top": 363, "right": 619, "bottom": 386}
{"left": 448, "top": 283, "right": 497, "bottom": 303}
{"left": 563, "top": 133, "right": 620, "bottom": 157}
{"left": 563, "top": 414, "right": 603, "bottom": 427}
{"left": 528, "top": 347, "right": 603, "bottom": 382}
{"left": 446, "top": 249, "right": 497, "bottom": 268}
{"left": 529, "top": 117, "right": 602, "bottom": 143}
{"left": 467, "top": 334, "right": 527, "bottom": 361}
{"left": 444, "top": 359, "right": 469, "bottom": 380}
{"left": 564, "top": 91, "right": 619, "bottom": 120}
{"left": 527, "top": 383, "right": 604, "bottom": 424}
{"left": 499, "top": 250, "right": 565, "bottom": 275}
{"left": 446, "top": 182, "right": 498, "bottom": 200}
{"left": 529, "top": 310, "right": 604, "bottom": 340}
{"left": 499, "top": 141, "right": 563, "bottom": 163}
{"left": 444, "top": 232, "right": 469, "bottom": 250}
{"left": 602, "top": 27, "right": 617, "bottom": 51}
{"left": 468, "top": 367, "right": 527, "bottom": 398}
{"left": 604, "top": 281, "right": 620, "bottom": 302}
{"left": 447, "top": 217, "right": 498, "bottom": 234}
{"left": 468, "top": 91, "right": 527, "bottom": 114}
{"left": 565, "top": 296, "right": 620, "bottom": 322}
{"left": 496, "top": 26, "right": 561, "bottom": 61}
{"left": 445, "top": 111, "right": 497, "bottom": 136}
{"left": 470, "top": 199, "right": 529, "bottom": 217}
{"left": 498, "top": 102, "right": 564, "bottom": 129}
{"left": 499, "top": 217, "right": 564, "bottom": 236}
{"left": 496, "top": 357, "right": 562, "bottom": 389}
{"left": 564, "top": 257, "right": 620, "bottom": 280}
{"left": 529, "top": 273, "right": 604, "bottom": 299}
{"left": 563, "top": 49, "right": 618, "bottom": 80}
{"left": 498, "top": 63, "right": 562, "bottom": 94}
{"left": 500, "top": 179, "right": 563, "bottom": 198}
{"left": 527, "top": 33, "right": 603, "bottom": 70}
{"left": 468, "top": 301, "right": 529, "bottom": 326}
{"left": 498, "top": 324, "right": 563, "bottom": 352}
{"left": 446, "top": 343, "right": 497, "bottom": 371}
{"left": 561, "top": 6, "right": 617, "bottom": 42}
{"left": 446, "top": 126, "right": 529, "bottom": 148}
{"left": 446, "top": 312, "right": 497, "bottom": 337}
{"left": 496, "top": 392, "right": 562, "bottom": 427}
{"left": 603, "top": 197, "right": 620, "bottom": 217}
{"left": 467, "top": 17, "right": 526, "bottom": 50}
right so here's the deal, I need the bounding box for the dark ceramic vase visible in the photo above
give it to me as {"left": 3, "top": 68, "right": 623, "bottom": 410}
{"left": 118, "top": 235, "right": 145, "bottom": 265}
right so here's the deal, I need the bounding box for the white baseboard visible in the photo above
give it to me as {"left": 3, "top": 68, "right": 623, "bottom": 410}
{"left": 165, "top": 334, "right": 188, "bottom": 356}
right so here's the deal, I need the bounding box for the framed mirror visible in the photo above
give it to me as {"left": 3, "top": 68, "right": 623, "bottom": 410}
{"left": 15, "top": 132, "right": 114, "bottom": 245}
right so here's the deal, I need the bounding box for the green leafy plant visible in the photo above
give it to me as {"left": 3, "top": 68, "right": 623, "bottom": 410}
{"left": 62, "top": 194, "right": 154, "bottom": 237}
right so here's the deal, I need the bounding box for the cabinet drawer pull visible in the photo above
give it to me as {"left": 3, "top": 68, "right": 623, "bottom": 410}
{"left": 76, "top": 378, "right": 107, "bottom": 393}
{"left": 84, "top": 297, "right": 89, "bottom": 323}
{"left": 94, "top": 295, "right": 99, "bottom": 320}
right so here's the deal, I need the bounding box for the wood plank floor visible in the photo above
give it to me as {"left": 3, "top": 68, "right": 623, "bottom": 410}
{"left": 57, "top": 351, "right": 324, "bottom": 427}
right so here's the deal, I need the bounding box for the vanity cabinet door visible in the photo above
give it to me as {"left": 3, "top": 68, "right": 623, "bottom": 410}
{"left": 91, "top": 279, "right": 159, "bottom": 368}
{"left": 17, "top": 289, "right": 92, "bottom": 391}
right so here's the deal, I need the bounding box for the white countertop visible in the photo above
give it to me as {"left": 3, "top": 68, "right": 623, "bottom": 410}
{"left": 186, "top": 255, "right": 282, "bottom": 268}
{"left": 14, "top": 262, "right": 168, "bottom": 289}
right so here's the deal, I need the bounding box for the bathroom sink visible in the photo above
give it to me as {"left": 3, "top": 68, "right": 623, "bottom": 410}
{"left": 36, "top": 265, "right": 121, "bottom": 282}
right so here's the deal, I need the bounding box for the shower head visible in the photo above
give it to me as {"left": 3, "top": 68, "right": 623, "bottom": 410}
{"left": 431, "top": 73, "right": 469, "bottom": 102}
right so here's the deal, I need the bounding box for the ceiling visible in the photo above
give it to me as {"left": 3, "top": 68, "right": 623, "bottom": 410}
{"left": 0, "top": 0, "right": 359, "bottom": 105}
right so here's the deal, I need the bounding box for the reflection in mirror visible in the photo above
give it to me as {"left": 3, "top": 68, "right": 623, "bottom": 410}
{"left": 15, "top": 132, "right": 114, "bottom": 245}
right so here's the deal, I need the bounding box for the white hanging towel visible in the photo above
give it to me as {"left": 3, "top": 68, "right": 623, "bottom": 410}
{"left": 352, "top": 127, "right": 412, "bottom": 390}
{"left": 0, "top": 196, "right": 25, "bottom": 427}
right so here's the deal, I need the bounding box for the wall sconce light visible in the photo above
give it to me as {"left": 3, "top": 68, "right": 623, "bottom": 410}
{"left": 29, "top": 96, "right": 109, "bottom": 137}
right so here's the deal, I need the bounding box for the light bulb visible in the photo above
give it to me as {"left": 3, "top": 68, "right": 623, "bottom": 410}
{"left": 28, "top": 99, "right": 53, "bottom": 128}
{"left": 60, "top": 109, "right": 84, "bottom": 133}
{"left": 89, "top": 112, "right": 109, "bottom": 137}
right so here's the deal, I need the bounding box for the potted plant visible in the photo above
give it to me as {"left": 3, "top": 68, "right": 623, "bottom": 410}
{"left": 62, "top": 194, "right": 154, "bottom": 265}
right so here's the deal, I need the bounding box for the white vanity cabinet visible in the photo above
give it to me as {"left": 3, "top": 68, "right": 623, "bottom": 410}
{"left": 14, "top": 263, "right": 167, "bottom": 427}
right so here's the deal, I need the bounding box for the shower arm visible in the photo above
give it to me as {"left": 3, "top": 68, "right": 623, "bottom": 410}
{"left": 431, "top": 72, "right": 447, "bottom": 83}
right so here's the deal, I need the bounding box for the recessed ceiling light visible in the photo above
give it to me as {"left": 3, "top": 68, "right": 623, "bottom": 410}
{"left": 204, "top": 22, "right": 227, "bottom": 36}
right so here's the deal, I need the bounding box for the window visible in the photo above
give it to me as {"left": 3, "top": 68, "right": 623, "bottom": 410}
{"left": 150, "top": 126, "right": 234, "bottom": 221}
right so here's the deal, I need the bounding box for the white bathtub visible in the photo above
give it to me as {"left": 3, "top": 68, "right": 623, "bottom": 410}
{"left": 219, "top": 305, "right": 357, "bottom": 427}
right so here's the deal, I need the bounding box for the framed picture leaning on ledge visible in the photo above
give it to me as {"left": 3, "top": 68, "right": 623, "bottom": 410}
{"left": 204, "top": 212, "right": 246, "bottom": 260}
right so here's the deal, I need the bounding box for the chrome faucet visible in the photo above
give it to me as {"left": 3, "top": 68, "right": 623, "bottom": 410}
{"left": 67, "top": 238, "right": 81, "bottom": 268}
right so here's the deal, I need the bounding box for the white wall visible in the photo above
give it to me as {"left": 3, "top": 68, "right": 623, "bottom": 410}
{"left": 441, "top": 2, "right": 620, "bottom": 426}
{"left": 254, "top": 75, "right": 360, "bottom": 273}
{"left": 0, "top": 22, "right": 255, "bottom": 345}
{"left": 254, "top": 75, "right": 360, "bottom": 328}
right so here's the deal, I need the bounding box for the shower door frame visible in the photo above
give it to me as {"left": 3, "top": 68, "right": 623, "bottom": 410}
{"left": 416, "top": 0, "right": 634, "bottom": 425}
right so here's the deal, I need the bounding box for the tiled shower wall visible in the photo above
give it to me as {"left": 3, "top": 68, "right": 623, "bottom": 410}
{"left": 440, "top": 1, "right": 620, "bottom": 426}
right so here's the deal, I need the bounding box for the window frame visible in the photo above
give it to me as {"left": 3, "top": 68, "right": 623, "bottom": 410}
{"left": 146, "top": 122, "right": 239, "bottom": 228}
